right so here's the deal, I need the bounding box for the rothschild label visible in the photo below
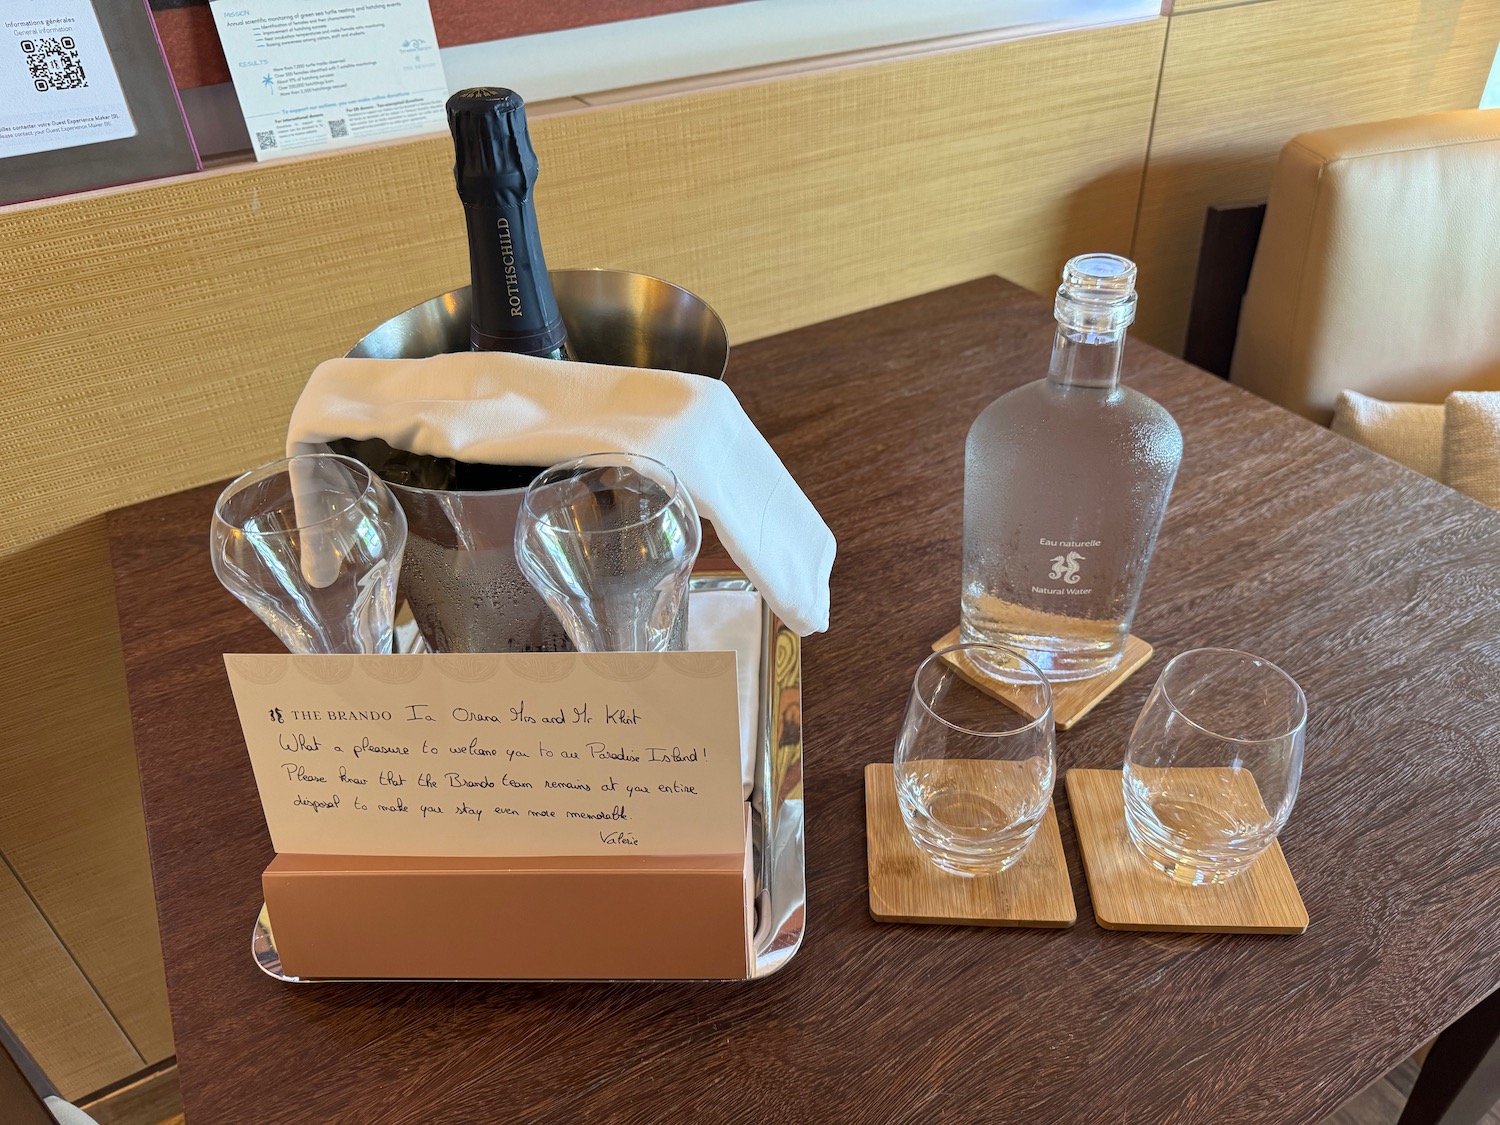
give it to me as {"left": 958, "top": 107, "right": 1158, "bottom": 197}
{"left": 465, "top": 204, "right": 565, "bottom": 354}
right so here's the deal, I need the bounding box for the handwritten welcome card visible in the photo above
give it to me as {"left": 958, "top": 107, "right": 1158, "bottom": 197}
{"left": 224, "top": 651, "right": 743, "bottom": 858}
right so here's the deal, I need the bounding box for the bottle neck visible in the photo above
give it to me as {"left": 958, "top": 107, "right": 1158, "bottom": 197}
{"left": 463, "top": 200, "right": 568, "bottom": 356}
{"left": 1047, "top": 326, "right": 1125, "bottom": 390}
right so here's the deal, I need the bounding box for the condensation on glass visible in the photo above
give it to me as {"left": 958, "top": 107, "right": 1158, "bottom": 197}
{"left": 961, "top": 253, "right": 1182, "bottom": 682}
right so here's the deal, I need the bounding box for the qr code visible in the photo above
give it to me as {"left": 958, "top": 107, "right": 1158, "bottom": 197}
{"left": 20, "top": 37, "right": 88, "bottom": 92}
{"left": 256, "top": 130, "right": 277, "bottom": 150}
{"left": 328, "top": 119, "right": 348, "bottom": 139}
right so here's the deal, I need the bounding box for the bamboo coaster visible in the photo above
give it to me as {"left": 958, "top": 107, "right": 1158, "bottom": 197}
{"left": 1065, "top": 769, "right": 1308, "bottom": 934}
{"left": 931, "top": 628, "right": 1153, "bottom": 731}
{"left": 864, "top": 763, "right": 1076, "bottom": 928}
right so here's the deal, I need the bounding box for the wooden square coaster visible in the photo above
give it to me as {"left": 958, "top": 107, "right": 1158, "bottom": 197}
{"left": 931, "top": 628, "right": 1153, "bottom": 731}
{"left": 1065, "top": 769, "right": 1308, "bottom": 934}
{"left": 864, "top": 763, "right": 1076, "bottom": 928}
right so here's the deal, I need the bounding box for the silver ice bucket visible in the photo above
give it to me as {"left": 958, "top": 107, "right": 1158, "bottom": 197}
{"left": 341, "top": 269, "right": 729, "bottom": 653}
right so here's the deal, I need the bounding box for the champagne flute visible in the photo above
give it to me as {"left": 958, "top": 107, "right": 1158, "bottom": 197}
{"left": 515, "top": 453, "right": 700, "bottom": 652}
{"left": 211, "top": 453, "right": 407, "bottom": 654}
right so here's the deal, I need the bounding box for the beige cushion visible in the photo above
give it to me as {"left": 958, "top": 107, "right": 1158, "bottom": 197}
{"left": 1231, "top": 110, "right": 1500, "bottom": 422}
{"left": 1442, "top": 391, "right": 1500, "bottom": 508}
{"left": 1330, "top": 390, "right": 1445, "bottom": 479}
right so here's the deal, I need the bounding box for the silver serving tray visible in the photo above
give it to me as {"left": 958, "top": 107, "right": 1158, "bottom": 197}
{"left": 251, "top": 574, "right": 806, "bottom": 982}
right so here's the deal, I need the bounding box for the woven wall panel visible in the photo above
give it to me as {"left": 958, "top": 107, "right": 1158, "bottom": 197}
{"left": 1, "top": 18, "right": 1164, "bottom": 557}
{"left": 1165, "top": 0, "right": 1270, "bottom": 12}
{"left": 533, "top": 21, "right": 1164, "bottom": 357}
{"left": 0, "top": 801, "right": 145, "bottom": 1098}
{"left": 0, "top": 520, "right": 175, "bottom": 1074}
{"left": 1, "top": 142, "right": 466, "bottom": 556}
{"left": 1131, "top": 0, "right": 1500, "bottom": 353}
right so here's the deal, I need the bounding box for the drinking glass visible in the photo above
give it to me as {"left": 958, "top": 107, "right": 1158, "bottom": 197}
{"left": 514, "top": 453, "right": 701, "bottom": 652}
{"left": 1123, "top": 647, "right": 1307, "bottom": 886}
{"left": 893, "top": 643, "right": 1056, "bottom": 877}
{"left": 211, "top": 453, "right": 407, "bottom": 654}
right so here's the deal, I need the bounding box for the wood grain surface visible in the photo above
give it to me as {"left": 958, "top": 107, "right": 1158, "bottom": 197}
{"left": 865, "top": 764, "right": 1075, "bottom": 928}
{"left": 108, "top": 278, "right": 1500, "bottom": 1124}
{"left": 1066, "top": 769, "right": 1309, "bottom": 935}
{"left": 931, "top": 626, "right": 1155, "bottom": 731}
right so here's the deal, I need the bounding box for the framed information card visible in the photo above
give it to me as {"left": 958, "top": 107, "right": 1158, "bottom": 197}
{"left": 209, "top": 0, "right": 448, "bottom": 160}
{"left": 0, "top": 0, "right": 198, "bottom": 205}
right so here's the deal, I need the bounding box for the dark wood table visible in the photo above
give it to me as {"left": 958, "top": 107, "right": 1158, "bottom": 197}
{"left": 110, "top": 278, "right": 1500, "bottom": 1124}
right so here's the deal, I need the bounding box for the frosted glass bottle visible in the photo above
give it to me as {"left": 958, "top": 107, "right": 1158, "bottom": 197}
{"left": 961, "top": 254, "right": 1182, "bottom": 682}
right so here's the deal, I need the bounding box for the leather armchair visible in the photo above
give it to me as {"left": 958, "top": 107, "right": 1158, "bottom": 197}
{"left": 1230, "top": 110, "right": 1500, "bottom": 422}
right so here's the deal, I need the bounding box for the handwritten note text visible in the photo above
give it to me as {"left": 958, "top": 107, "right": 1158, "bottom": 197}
{"left": 224, "top": 652, "right": 743, "bottom": 858}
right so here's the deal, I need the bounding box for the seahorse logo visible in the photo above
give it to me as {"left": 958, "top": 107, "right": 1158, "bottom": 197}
{"left": 1049, "top": 552, "right": 1085, "bottom": 585}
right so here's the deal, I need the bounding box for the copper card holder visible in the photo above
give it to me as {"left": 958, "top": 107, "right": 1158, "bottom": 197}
{"left": 250, "top": 574, "right": 806, "bottom": 982}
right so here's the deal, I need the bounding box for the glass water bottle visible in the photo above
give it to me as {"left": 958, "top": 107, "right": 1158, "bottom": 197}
{"left": 960, "top": 254, "right": 1182, "bottom": 681}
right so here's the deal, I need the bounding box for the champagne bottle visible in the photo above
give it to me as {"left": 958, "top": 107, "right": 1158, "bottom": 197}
{"left": 446, "top": 87, "right": 573, "bottom": 360}
{"left": 960, "top": 254, "right": 1182, "bottom": 682}
{"left": 343, "top": 87, "right": 572, "bottom": 492}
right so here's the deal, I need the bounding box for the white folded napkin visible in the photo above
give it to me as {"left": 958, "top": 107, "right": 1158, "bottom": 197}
{"left": 685, "top": 587, "right": 764, "bottom": 799}
{"left": 287, "top": 352, "right": 835, "bottom": 635}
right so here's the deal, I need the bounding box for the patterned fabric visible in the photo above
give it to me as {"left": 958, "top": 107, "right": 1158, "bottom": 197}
{"left": 1329, "top": 389, "right": 1500, "bottom": 510}
{"left": 1442, "top": 391, "right": 1500, "bottom": 509}
{"left": 1331, "top": 390, "right": 1445, "bottom": 480}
